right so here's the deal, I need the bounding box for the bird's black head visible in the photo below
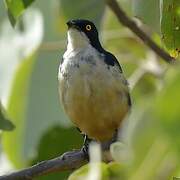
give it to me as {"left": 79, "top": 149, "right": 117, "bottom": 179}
{"left": 66, "top": 19, "right": 103, "bottom": 52}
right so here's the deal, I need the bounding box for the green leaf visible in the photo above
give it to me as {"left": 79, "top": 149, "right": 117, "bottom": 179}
{"left": 68, "top": 163, "right": 109, "bottom": 180}
{"left": 113, "top": 87, "right": 179, "bottom": 179}
{"left": 32, "top": 126, "right": 83, "bottom": 180}
{"left": 160, "top": 0, "right": 180, "bottom": 58}
{"left": 108, "top": 162, "right": 127, "bottom": 180}
{"left": 4, "top": 0, "right": 35, "bottom": 26}
{"left": 69, "top": 162, "right": 126, "bottom": 180}
{"left": 60, "top": 0, "right": 105, "bottom": 27}
{"left": 0, "top": 102, "right": 14, "bottom": 131}
{"left": 115, "top": 68, "right": 180, "bottom": 179}
{"left": 3, "top": 54, "right": 37, "bottom": 167}
{"left": 154, "top": 68, "right": 180, "bottom": 148}
{"left": 132, "top": 0, "right": 160, "bottom": 32}
{"left": 2, "top": 8, "right": 43, "bottom": 168}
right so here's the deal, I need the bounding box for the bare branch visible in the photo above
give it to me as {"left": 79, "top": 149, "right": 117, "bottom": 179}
{"left": 0, "top": 150, "right": 88, "bottom": 180}
{"left": 106, "top": 0, "right": 176, "bottom": 63}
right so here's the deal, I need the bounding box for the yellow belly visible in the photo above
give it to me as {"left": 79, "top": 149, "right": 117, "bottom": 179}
{"left": 59, "top": 72, "right": 130, "bottom": 142}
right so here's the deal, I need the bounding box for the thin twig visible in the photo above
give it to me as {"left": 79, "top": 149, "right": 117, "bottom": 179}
{"left": 106, "top": 0, "right": 176, "bottom": 63}
{"left": 0, "top": 150, "right": 87, "bottom": 180}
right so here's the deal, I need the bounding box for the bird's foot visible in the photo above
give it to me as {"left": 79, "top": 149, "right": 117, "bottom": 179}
{"left": 81, "top": 134, "right": 92, "bottom": 160}
{"left": 81, "top": 144, "right": 89, "bottom": 160}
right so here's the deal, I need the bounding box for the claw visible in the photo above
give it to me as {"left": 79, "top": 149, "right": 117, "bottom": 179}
{"left": 81, "top": 134, "right": 91, "bottom": 160}
{"left": 81, "top": 144, "right": 89, "bottom": 160}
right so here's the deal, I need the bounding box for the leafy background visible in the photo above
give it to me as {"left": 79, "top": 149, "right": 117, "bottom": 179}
{"left": 0, "top": 0, "right": 180, "bottom": 179}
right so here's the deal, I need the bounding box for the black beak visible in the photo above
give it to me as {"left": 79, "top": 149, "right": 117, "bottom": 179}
{"left": 66, "top": 20, "right": 76, "bottom": 28}
{"left": 66, "top": 20, "right": 81, "bottom": 31}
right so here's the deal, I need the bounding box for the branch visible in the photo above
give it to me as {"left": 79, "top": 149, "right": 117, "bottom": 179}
{"left": 106, "top": 0, "right": 176, "bottom": 63}
{"left": 0, "top": 150, "right": 88, "bottom": 180}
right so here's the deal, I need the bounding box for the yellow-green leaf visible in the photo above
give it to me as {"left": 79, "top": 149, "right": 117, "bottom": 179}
{"left": 4, "top": 0, "right": 35, "bottom": 26}
{"left": 2, "top": 8, "right": 43, "bottom": 168}
{"left": 68, "top": 163, "right": 109, "bottom": 180}
{"left": 161, "top": 0, "right": 180, "bottom": 58}
{"left": 3, "top": 55, "right": 37, "bottom": 168}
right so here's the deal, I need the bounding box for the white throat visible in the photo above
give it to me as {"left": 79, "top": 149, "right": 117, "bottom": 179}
{"left": 67, "top": 28, "right": 90, "bottom": 51}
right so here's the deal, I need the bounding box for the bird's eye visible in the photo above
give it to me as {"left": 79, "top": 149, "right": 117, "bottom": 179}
{"left": 86, "top": 25, "right": 92, "bottom": 31}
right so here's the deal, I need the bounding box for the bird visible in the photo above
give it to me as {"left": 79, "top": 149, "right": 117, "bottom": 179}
{"left": 58, "top": 19, "right": 131, "bottom": 155}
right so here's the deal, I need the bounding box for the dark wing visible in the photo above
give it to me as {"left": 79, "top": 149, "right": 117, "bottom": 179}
{"left": 104, "top": 51, "right": 132, "bottom": 107}
{"left": 103, "top": 51, "right": 123, "bottom": 73}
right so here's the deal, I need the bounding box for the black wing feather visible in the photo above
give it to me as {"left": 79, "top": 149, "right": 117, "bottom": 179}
{"left": 103, "top": 51, "right": 123, "bottom": 73}
{"left": 104, "top": 51, "right": 132, "bottom": 107}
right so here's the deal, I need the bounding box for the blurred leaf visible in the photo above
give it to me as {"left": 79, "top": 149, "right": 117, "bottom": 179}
{"left": 69, "top": 162, "right": 126, "bottom": 180}
{"left": 0, "top": 1, "right": 7, "bottom": 26}
{"left": 68, "top": 163, "right": 109, "bottom": 180}
{"left": 0, "top": 8, "right": 43, "bottom": 107}
{"left": 33, "top": 126, "right": 82, "bottom": 162}
{"left": 2, "top": 8, "right": 43, "bottom": 168}
{"left": 3, "top": 55, "right": 37, "bottom": 167}
{"left": 132, "top": 0, "right": 160, "bottom": 32}
{"left": 60, "top": 0, "right": 105, "bottom": 27}
{"left": 108, "top": 162, "right": 127, "bottom": 179}
{"left": 32, "top": 126, "right": 83, "bottom": 180}
{"left": 154, "top": 68, "right": 180, "bottom": 149}
{"left": 160, "top": 0, "right": 180, "bottom": 58}
{"left": 117, "top": 97, "right": 178, "bottom": 180}
{"left": 4, "top": 0, "right": 36, "bottom": 26}
{"left": 110, "top": 142, "right": 132, "bottom": 166}
{"left": 0, "top": 102, "right": 14, "bottom": 131}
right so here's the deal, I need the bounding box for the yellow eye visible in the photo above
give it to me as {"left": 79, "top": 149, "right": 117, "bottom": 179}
{"left": 86, "top": 24, "right": 92, "bottom": 31}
